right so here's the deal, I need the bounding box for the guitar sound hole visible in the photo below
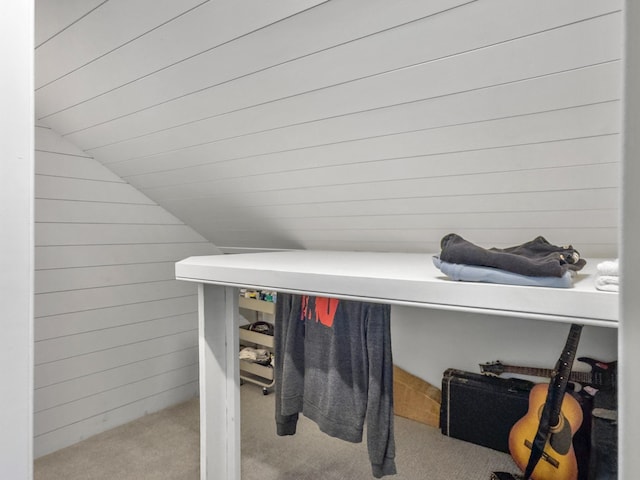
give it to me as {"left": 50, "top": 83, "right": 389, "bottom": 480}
{"left": 534, "top": 405, "right": 573, "bottom": 456}
{"left": 548, "top": 416, "right": 572, "bottom": 455}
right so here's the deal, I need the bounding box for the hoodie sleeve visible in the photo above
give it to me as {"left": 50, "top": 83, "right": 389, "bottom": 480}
{"left": 365, "top": 303, "right": 397, "bottom": 478}
{"left": 274, "top": 293, "right": 301, "bottom": 436}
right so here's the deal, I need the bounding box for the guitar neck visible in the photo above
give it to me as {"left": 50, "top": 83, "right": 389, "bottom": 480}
{"left": 548, "top": 324, "right": 583, "bottom": 422}
{"left": 498, "top": 365, "right": 591, "bottom": 384}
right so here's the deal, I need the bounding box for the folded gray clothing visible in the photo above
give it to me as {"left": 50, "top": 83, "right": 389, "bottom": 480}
{"left": 433, "top": 256, "right": 574, "bottom": 288}
{"left": 439, "top": 233, "right": 586, "bottom": 277}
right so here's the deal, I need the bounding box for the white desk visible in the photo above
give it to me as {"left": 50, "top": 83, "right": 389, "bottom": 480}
{"left": 175, "top": 250, "right": 618, "bottom": 480}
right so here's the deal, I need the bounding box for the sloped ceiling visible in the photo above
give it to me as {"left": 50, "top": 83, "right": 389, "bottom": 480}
{"left": 35, "top": 0, "right": 623, "bottom": 256}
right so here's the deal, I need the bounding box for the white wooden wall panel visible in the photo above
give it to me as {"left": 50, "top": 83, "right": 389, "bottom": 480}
{"left": 51, "top": 1, "right": 616, "bottom": 148}
{"left": 183, "top": 162, "right": 618, "bottom": 206}
{"left": 34, "top": 364, "right": 199, "bottom": 436}
{"left": 34, "top": 0, "right": 207, "bottom": 88}
{"left": 35, "top": 199, "right": 183, "bottom": 225}
{"left": 35, "top": 262, "right": 176, "bottom": 294}
{"left": 76, "top": 10, "right": 621, "bottom": 159}
{"left": 35, "top": 223, "right": 207, "bottom": 246}
{"left": 209, "top": 228, "right": 617, "bottom": 255}
{"left": 155, "top": 103, "right": 619, "bottom": 201}
{"left": 34, "top": 383, "right": 197, "bottom": 458}
{"left": 35, "top": 243, "right": 215, "bottom": 270}
{"left": 35, "top": 151, "right": 124, "bottom": 181}
{"left": 177, "top": 191, "right": 618, "bottom": 252}
{"left": 149, "top": 134, "right": 618, "bottom": 202}
{"left": 200, "top": 210, "right": 617, "bottom": 234}
{"left": 140, "top": 117, "right": 618, "bottom": 203}
{"left": 35, "top": 331, "right": 198, "bottom": 388}
{"left": 36, "top": 2, "right": 622, "bottom": 257}
{"left": 40, "top": 0, "right": 466, "bottom": 134}
{"left": 195, "top": 188, "right": 619, "bottom": 222}
{"left": 34, "top": 0, "right": 105, "bottom": 47}
{"left": 35, "top": 295, "right": 196, "bottom": 341}
{"left": 108, "top": 94, "right": 620, "bottom": 186}
{"left": 35, "top": 175, "right": 154, "bottom": 203}
{"left": 34, "top": 124, "right": 95, "bottom": 156}
{"left": 35, "top": 280, "right": 195, "bottom": 318}
{"left": 35, "top": 0, "right": 328, "bottom": 119}
{"left": 34, "top": 127, "right": 220, "bottom": 456}
{"left": 136, "top": 133, "right": 618, "bottom": 210}
{"left": 35, "top": 314, "right": 196, "bottom": 364}
{"left": 35, "top": 347, "right": 198, "bottom": 412}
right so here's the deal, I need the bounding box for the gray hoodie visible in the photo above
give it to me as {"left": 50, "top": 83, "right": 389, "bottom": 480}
{"left": 274, "top": 293, "right": 396, "bottom": 478}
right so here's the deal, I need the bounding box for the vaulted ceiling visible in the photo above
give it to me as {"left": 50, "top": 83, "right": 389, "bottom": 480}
{"left": 34, "top": 0, "right": 623, "bottom": 256}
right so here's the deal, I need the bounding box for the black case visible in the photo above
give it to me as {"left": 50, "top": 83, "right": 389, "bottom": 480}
{"left": 440, "top": 368, "right": 534, "bottom": 453}
{"left": 588, "top": 389, "right": 617, "bottom": 480}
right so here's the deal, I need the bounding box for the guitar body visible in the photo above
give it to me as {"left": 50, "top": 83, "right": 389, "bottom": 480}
{"left": 509, "top": 384, "right": 584, "bottom": 480}
{"left": 576, "top": 357, "right": 617, "bottom": 391}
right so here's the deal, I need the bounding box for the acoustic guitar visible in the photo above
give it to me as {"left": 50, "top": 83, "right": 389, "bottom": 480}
{"left": 508, "top": 324, "right": 583, "bottom": 480}
{"left": 509, "top": 384, "right": 583, "bottom": 480}
{"left": 479, "top": 358, "right": 617, "bottom": 392}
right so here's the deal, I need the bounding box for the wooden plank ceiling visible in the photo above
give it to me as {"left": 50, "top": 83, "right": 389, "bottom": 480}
{"left": 35, "top": 0, "right": 623, "bottom": 256}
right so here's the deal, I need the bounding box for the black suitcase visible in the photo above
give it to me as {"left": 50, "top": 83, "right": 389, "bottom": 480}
{"left": 440, "top": 368, "right": 534, "bottom": 453}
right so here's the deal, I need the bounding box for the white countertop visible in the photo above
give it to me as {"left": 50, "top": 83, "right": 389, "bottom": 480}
{"left": 176, "top": 250, "right": 618, "bottom": 327}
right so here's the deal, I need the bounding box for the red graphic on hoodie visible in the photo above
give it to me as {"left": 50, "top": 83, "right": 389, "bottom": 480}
{"left": 300, "top": 296, "right": 339, "bottom": 328}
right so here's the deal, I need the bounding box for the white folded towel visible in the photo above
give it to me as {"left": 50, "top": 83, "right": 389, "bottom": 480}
{"left": 597, "top": 259, "right": 619, "bottom": 277}
{"left": 239, "top": 347, "right": 271, "bottom": 363}
{"left": 595, "top": 275, "right": 619, "bottom": 292}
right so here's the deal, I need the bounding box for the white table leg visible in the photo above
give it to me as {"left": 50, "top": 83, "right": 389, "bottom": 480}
{"left": 198, "top": 284, "right": 241, "bottom": 480}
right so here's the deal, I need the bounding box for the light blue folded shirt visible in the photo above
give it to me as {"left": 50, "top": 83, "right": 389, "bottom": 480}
{"left": 433, "top": 256, "right": 574, "bottom": 288}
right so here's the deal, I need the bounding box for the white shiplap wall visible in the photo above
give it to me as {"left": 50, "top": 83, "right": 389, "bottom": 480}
{"left": 30, "top": 0, "right": 631, "bottom": 471}
{"left": 33, "top": 126, "right": 220, "bottom": 457}
{"left": 35, "top": 0, "right": 623, "bottom": 257}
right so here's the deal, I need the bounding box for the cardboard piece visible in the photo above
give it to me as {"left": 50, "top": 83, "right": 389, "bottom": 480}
{"left": 393, "top": 365, "right": 441, "bottom": 428}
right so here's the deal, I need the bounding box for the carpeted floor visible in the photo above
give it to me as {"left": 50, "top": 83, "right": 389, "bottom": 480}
{"left": 35, "top": 383, "right": 519, "bottom": 479}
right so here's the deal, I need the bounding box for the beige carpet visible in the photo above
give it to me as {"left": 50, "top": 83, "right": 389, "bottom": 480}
{"left": 34, "top": 398, "right": 199, "bottom": 480}
{"left": 35, "top": 383, "right": 519, "bottom": 479}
